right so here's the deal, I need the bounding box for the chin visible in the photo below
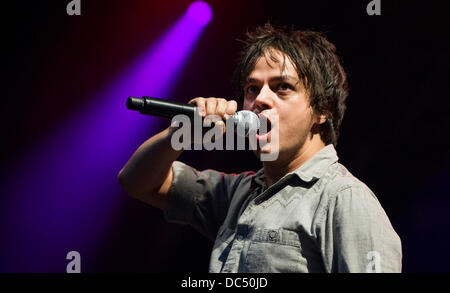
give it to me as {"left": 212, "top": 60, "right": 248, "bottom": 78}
{"left": 253, "top": 144, "right": 281, "bottom": 162}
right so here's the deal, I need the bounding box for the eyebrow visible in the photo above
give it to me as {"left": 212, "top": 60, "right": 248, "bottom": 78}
{"left": 245, "top": 75, "right": 299, "bottom": 84}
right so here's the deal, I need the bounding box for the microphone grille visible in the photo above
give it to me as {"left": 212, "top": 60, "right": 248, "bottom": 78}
{"left": 230, "top": 110, "right": 260, "bottom": 137}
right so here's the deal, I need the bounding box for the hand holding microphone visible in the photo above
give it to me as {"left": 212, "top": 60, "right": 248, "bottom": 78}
{"left": 127, "top": 96, "right": 260, "bottom": 137}
{"left": 187, "top": 97, "right": 237, "bottom": 134}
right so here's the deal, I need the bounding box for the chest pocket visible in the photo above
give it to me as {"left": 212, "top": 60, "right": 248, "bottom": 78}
{"left": 243, "top": 228, "right": 306, "bottom": 273}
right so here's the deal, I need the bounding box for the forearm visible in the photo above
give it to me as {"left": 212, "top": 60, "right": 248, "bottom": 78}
{"left": 118, "top": 126, "right": 182, "bottom": 198}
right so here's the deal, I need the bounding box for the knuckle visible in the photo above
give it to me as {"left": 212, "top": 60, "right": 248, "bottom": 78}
{"left": 226, "top": 100, "right": 238, "bottom": 113}
{"left": 205, "top": 101, "right": 216, "bottom": 113}
{"left": 217, "top": 102, "right": 226, "bottom": 111}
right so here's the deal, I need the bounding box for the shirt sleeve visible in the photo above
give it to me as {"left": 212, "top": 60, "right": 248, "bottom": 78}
{"left": 164, "top": 161, "right": 247, "bottom": 242}
{"left": 319, "top": 183, "right": 403, "bottom": 273}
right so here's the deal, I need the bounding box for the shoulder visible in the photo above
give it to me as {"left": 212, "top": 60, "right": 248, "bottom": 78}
{"left": 326, "top": 163, "right": 372, "bottom": 192}
{"left": 318, "top": 162, "right": 396, "bottom": 230}
{"left": 322, "top": 162, "right": 379, "bottom": 204}
{"left": 315, "top": 162, "right": 390, "bottom": 222}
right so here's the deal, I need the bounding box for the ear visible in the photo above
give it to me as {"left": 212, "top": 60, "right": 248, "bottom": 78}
{"left": 316, "top": 113, "right": 327, "bottom": 125}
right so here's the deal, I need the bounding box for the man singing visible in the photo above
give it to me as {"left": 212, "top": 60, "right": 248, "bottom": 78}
{"left": 118, "top": 24, "right": 402, "bottom": 273}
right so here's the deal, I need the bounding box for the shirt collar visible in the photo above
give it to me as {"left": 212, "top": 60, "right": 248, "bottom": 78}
{"left": 252, "top": 168, "right": 266, "bottom": 189}
{"left": 291, "top": 144, "right": 339, "bottom": 182}
{"left": 252, "top": 144, "right": 339, "bottom": 187}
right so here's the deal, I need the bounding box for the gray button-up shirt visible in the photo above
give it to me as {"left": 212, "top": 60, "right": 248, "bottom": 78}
{"left": 164, "top": 145, "right": 402, "bottom": 272}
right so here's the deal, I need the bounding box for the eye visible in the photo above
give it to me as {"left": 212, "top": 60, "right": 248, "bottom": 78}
{"left": 245, "top": 85, "right": 259, "bottom": 95}
{"left": 277, "top": 82, "right": 294, "bottom": 92}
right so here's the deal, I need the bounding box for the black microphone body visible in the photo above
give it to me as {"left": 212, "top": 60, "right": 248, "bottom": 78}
{"left": 127, "top": 96, "right": 197, "bottom": 119}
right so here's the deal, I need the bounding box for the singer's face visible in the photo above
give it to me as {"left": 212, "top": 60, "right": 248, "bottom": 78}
{"left": 243, "top": 49, "right": 317, "bottom": 161}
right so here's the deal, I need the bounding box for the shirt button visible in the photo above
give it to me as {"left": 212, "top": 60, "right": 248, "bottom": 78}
{"left": 268, "top": 230, "right": 278, "bottom": 241}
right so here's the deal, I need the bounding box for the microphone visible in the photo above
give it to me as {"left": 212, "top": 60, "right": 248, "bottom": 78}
{"left": 127, "top": 96, "right": 260, "bottom": 137}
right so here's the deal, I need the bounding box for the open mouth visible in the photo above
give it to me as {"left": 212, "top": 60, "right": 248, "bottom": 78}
{"left": 256, "top": 114, "right": 272, "bottom": 140}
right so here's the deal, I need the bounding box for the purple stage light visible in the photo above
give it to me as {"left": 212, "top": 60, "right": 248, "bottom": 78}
{"left": 0, "top": 2, "right": 212, "bottom": 272}
{"left": 186, "top": 1, "right": 213, "bottom": 26}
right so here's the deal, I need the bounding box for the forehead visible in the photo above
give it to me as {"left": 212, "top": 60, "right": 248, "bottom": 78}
{"left": 247, "top": 49, "right": 298, "bottom": 80}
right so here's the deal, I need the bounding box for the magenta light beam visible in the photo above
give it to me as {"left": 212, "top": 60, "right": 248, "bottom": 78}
{"left": 0, "top": 2, "right": 212, "bottom": 272}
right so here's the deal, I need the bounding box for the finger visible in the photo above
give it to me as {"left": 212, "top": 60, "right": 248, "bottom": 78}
{"left": 205, "top": 98, "right": 217, "bottom": 116}
{"left": 204, "top": 114, "right": 221, "bottom": 126}
{"left": 224, "top": 100, "right": 238, "bottom": 119}
{"left": 214, "top": 120, "right": 226, "bottom": 134}
{"left": 189, "top": 97, "right": 206, "bottom": 117}
{"left": 216, "top": 98, "right": 228, "bottom": 118}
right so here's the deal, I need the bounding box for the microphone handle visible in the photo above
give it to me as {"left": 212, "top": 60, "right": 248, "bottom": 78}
{"left": 127, "top": 96, "right": 197, "bottom": 119}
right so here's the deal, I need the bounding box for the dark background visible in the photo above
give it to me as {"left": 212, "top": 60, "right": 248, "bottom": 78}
{"left": 1, "top": 0, "right": 449, "bottom": 272}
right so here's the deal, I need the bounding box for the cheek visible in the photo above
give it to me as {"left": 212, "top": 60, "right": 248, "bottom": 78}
{"left": 280, "top": 107, "right": 313, "bottom": 137}
{"left": 243, "top": 98, "right": 252, "bottom": 110}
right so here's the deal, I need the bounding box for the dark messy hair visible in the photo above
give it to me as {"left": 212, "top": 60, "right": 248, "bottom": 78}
{"left": 232, "top": 23, "right": 349, "bottom": 146}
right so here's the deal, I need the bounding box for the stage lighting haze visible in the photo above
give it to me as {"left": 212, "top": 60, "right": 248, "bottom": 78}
{"left": 187, "top": 1, "right": 213, "bottom": 26}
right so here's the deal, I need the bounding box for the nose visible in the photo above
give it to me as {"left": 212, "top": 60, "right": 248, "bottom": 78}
{"left": 253, "top": 85, "right": 274, "bottom": 113}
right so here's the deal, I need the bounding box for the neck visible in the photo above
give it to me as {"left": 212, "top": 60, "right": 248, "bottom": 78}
{"left": 262, "top": 133, "right": 326, "bottom": 188}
